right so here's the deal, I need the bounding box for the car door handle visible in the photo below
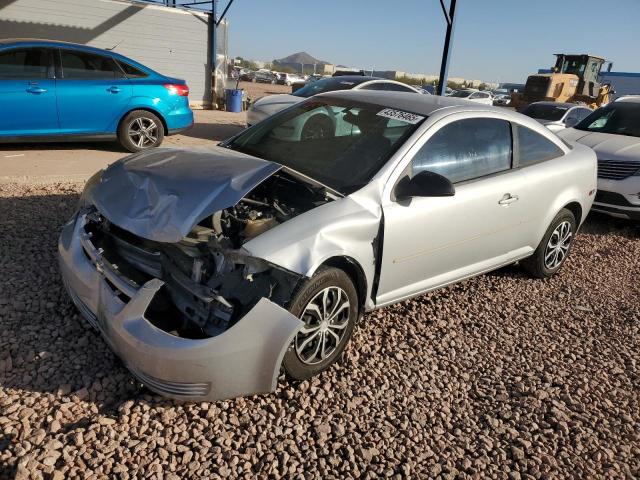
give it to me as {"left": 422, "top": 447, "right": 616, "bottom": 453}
{"left": 26, "top": 86, "right": 47, "bottom": 94}
{"left": 107, "top": 86, "right": 122, "bottom": 93}
{"left": 498, "top": 193, "right": 519, "bottom": 206}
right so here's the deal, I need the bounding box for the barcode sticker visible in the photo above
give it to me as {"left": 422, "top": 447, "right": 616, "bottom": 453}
{"left": 377, "top": 108, "right": 424, "bottom": 124}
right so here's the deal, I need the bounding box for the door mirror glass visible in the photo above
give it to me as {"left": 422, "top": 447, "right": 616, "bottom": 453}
{"left": 394, "top": 171, "right": 455, "bottom": 200}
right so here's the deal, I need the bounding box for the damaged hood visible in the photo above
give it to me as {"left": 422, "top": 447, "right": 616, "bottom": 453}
{"left": 86, "top": 146, "right": 282, "bottom": 242}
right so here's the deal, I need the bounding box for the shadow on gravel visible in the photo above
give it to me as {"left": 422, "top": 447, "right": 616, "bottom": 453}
{"left": 0, "top": 433, "right": 17, "bottom": 477}
{"left": 581, "top": 211, "right": 640, "bottom": 239}
{"left": 0, "top": 190, "right": 144, "bottom": 407}
{"left": 0, "top": 140, "right": 125, "bottom": 154}
{"left": 178, "top": 120, "right": 245, "bottom": 142}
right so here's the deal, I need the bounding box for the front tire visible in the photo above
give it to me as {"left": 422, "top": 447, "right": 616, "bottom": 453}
{"left": 522, "top": 208, "right": 576, "bottom": 278}
{"left": 283, "top": 267, "right": 359, "bottom": 381}
{"left": 117, "top": 110, "right": 164, "bottom": 152}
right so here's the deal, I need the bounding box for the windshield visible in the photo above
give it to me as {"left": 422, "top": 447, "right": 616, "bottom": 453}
{"left": 292, "top": 77, "right": 365, "bottom": 98}
{"left": 559, "top": 57, "right": 586, "bottom": 76}
{"left": 224, "top": 98, "right": 426, "bottom": 194}
{"left": 521, "top": 104, "right": 569, "bottom": 121}
{"left": 450, "top": 90, "right": 472, "bottom": 98}
{"left": 574, "top": 102, "right": 640, "bottom": 138}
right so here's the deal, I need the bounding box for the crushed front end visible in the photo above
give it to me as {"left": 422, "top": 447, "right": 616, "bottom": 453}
{"left": 57, "top": 174, "right": 339, "bottom": 400}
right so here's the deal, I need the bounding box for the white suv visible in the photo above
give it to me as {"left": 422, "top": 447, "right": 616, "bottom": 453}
{"left": 558, "top": 97, "right": 640, "bottom": 221}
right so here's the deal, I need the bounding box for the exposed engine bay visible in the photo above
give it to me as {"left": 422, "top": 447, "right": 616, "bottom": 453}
{"left": 83, "top": 172, "right": 336, "bottom": 338}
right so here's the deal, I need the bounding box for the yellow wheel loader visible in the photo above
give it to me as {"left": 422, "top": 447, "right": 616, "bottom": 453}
{"left": 511, "top": 54, "right": 613, "bottom": 110}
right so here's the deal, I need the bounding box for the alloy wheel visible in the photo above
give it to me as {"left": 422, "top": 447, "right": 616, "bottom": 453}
{"left": 544, "top": 220, "right": 572, "bottom": 269}
{"left": 295, "top": 286, "right": 351, "bottom": 365}
{"left": 128, "top": 117, "right": 159, "bottom": 148}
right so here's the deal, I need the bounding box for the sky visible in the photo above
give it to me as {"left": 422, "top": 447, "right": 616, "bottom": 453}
{"left": 215, "top": 0, "right": 639, "bottom": 83}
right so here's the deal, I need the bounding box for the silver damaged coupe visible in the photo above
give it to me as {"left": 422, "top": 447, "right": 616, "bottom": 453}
{"left": 59, "top": 91, "right": 597, "bottom": 401}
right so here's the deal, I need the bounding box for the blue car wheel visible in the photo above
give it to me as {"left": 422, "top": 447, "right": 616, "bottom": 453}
{"left": 118, "top": 110, "right": 165, "bottom": 152}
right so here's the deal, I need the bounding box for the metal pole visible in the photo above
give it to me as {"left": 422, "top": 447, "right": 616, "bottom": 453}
{"left": 216, "top": 0, "right": 235, "bottom": 26}
{"left": 436, "top": 0, "right": 457, "bottom": 96}
{"left": 211, "top": 0, "right": 217, "bottom": 108}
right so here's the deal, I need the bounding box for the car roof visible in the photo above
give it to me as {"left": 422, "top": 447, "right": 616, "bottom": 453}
{"left": 318, "top": 90, "right": 518, "bottom": 116}
{"left": 0, "top": 38, "right": 97, "bottom": 49}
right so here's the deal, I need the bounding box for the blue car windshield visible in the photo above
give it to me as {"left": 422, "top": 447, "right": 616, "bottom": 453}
{"left": 225, "top": 98, "right": 426, "bottom": 194}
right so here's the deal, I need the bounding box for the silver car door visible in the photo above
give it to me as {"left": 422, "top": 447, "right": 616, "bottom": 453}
{"left": 507, "top": 123, "right": 572, "bottom": 249}
{"left": 376, "top": 116, "right": 531, "bottom": 306}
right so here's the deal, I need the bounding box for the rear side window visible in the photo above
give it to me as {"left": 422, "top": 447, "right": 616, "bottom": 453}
{"left": 360, "top": 82, "right": 386, "bottom": 91}
{"left": 0, "top": 48, "right": 51, "bottom": 79}
{"left": 515, "top": 126, "right": 564, "bottom": 166}
{"left": 61, "top": 50, "right": 121, "bottom": 79}
{"left": 117, "top": 60, "right": 148, "bottom": 78}
{"left": 411, "top": 118, "right": 512, "bottom": 183}
{"left": 382, "top": 83, "right": 416, "bottom": 92}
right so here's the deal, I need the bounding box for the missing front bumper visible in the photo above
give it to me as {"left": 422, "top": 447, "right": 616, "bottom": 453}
{"left": 58, "top": 214, "right": 303, "bottom": 401}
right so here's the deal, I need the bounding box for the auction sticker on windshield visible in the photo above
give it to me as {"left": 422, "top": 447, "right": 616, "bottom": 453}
{"left": 377, "top": 108, "right": 424, "bottom": 124}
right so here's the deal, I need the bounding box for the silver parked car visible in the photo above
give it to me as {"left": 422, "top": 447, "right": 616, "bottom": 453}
{"left": 521, "top": 102, "right": 593, "bottom": 132}
{"left": 558, "top": 96, "right": 640, "bottom": 220}
{"left": 247, "top": 75, "right": 422, "bottom": 126}
{"left": 59, "top": 92, "right": 596, "bottom": 401}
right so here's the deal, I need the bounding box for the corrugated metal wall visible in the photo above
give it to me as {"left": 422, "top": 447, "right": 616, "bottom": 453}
{"left": 0, "top": 0, "right": 212, "bottom": 107}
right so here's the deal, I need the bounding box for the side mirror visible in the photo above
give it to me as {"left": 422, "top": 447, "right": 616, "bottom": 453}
{"left": 394, "top": 171, "right": 455, "bottom": 200}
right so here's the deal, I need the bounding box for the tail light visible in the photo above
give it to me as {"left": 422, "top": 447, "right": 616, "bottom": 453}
{"left": 164, "top": 84, "right": 189, "bottom": 96}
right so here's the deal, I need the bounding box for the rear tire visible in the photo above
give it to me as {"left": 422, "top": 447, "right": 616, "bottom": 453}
{"left": 522, "top": 208, "right": 576, "bottom": 278}
{"left": 283, "top": 267, "right": 359, "bottom": 381}
{"left": 117, "top": 110, "right": 164, "bottom": 152}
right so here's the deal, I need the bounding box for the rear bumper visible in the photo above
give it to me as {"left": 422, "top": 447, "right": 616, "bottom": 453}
{"left": 58, "top": 213, "right": 303, "bottom": 401}
{"left": 165, "top": 108, "right": 194, "bottom": 134}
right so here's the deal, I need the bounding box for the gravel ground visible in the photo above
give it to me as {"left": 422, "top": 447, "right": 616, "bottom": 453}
{"left": 1, "top": 182, "right": 639, "bottom": 479}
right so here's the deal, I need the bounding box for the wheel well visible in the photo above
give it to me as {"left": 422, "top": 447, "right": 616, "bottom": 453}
{"left": 118, "top": 108, "right": 168, "bottom": 135}
{"left": 564, "top": 202, "right": 583, "bottom": 225}
{"left": 321, "top": 257, "right": 367, "bottom": 314}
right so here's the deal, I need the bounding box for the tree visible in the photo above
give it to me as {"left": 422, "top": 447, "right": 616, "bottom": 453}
{"left": 234, "top": 57, "right": 258, "bottom": 70}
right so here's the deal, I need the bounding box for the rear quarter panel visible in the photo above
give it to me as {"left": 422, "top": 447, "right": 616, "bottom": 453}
{"left": 523, "top": 142, "right": 596, "bottom": 247}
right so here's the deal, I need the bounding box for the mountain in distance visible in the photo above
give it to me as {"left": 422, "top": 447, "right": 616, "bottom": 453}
{"left": 274, "top": 51, "right": 330, "bottom": 65}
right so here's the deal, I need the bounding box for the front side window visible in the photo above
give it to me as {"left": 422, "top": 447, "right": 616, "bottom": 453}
{"left": 577, "top": 108, "right": 592, "bottom": 121}
{"left": 382, "top": 83, "right": 416, "bottom": 93}
{"left": 411, "top": 118, "right": 512, "bottom": 183}
{"left": 61, "top": 50, "right": 121, "bottom": 79}
{"left": 516, "top": 126, "right": 564, "bottom": 166}
{"left": 565, "top": 110, "right": 579, "bottom": 124}
{"left": 225, "top": 98, "right": 425, "bottom": 194}
{"left": 0, "top": 48, "right": 50, "bottom": 80}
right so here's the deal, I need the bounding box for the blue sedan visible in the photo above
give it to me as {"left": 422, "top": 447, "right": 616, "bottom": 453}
{"left": 0, "top": 39, "right": 194, "bottom": 152}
